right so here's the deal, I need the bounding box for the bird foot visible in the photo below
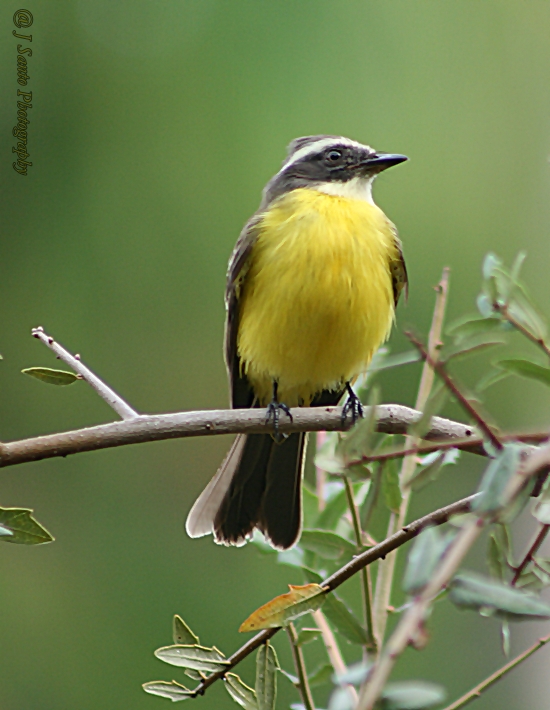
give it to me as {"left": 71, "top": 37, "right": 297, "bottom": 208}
{"left": 265, "top": 399, "right": 293, "bottom": 442}
{"left": 341, "top": 383, "right": 364, "bottom": 425}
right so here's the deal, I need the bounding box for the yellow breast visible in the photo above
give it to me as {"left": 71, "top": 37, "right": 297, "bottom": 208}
{"left": 237, "top": 188, "right": 398, "bottom": 406}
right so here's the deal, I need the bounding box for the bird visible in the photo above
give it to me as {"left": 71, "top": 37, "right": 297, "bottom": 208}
{"left": 186, "top": 135, "right": 408, "bottom": 550}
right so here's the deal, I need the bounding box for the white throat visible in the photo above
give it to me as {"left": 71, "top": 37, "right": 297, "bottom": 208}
{"left": 314, "top": 176, "right": 375, "bottom": 204}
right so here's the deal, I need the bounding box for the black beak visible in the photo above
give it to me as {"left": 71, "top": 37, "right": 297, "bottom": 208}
{"left": 359, "top": 153, "right": 408, "bottom": 171}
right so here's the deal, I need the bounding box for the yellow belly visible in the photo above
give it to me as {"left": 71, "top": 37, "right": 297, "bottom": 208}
{"left": 237, "top": 188, "right": 398, "bottom": 406}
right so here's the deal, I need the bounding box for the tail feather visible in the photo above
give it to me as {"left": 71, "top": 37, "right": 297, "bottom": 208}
{"left": 185, "top": 433, "right": 306, "bottom": 549}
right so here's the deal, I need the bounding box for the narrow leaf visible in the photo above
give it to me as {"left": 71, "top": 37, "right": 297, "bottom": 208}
{"left": 173, "top": 615, "right": 199, "bottom": 646}
{"left": 368, "top": 349, "right": 421, "bottom": 371}
{"left": 300, "top": 530, "right": 356, "bottom": 561}
{"left": 308, "top": 662, "right": 333, "bottom": 687}
{"left": 496, "top": 359, "right": 550, "bottom": 388}
{"left": 295, "top": 628, "right": 321, "bottom": 646}
{"left": 256, "top": 643, "right": 278, "bottom": 710}
{"left": 225, "top": 673, "right": 258, "bottom": 710}
{"left": 408, "top": 453, "right": 446, "bottom": 492}
{"left": 0, "top": 507, "right": 53, "bottom": 545}
{"left": 322, "top": 593, "right": 368, "bottom": 645}
{"left": 382, "top": 458, "right": 402, "bottom": 514}
{"left": 154, "top": 644, "right": 229, "bottom": 672}
{"left": 472, "top": 443, "right": 523, "bottom": 517}
{"left": 446, "top": 316, "right": 505, "bottom": 340}
{"left": 441, "top": 332, "right": 507, "bottom": 361}
{"left": 403, "top": 527, "right": 453, "bottom": 595}
{"left": 507, "top": 292, "right": 547, "bottom": 341}
{"left": 333, "top": 661, "right": 371, "bottom": 686}
{"left": 22, "top": 367, "right": 80, "bottom": 385}
{"left": 450, "top": 571, "right": 550, "bottom": 620}
{"left": 142, "top": 680, "right": 193, "bottom": 702}
{"left": 381, "top": 681, "right": 446, "bottom": 709}
{"left": 239, "top": 584, "right": 326, "bottom": 632}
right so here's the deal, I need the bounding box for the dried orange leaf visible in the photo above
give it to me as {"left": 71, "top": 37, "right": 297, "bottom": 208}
{"left": 239, "top": 584, "right": 327, "bottom": 632}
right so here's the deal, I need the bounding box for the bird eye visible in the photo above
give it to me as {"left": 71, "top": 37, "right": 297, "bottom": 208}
{"left": 326, "top": 150, "right": 342, "bottom": 162}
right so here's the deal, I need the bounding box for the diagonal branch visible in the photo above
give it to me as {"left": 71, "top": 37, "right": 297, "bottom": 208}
{"left": 187, "top": 493, "right": 476, "bottom": 698}
{"left": 31, "top": 326, "right": 138, "bottom": 420}
{"left": 0, "top": 405, "right": 480, "bottom": 469}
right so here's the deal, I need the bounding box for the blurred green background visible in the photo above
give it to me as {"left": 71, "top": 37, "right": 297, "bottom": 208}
{"left": 1, "top": 1, "right": 550, "bottom": 708}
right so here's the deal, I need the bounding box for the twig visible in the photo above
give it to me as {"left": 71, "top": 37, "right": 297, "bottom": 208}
{"left": 286, "top": 623, "right": 315, "bottom": 710}
{"left": 358, "top": 518, "right": 485, "bottom": 710}
{"left": 405, "top": 330, "right": 503, "bottom": 452}
{"left": 189, "top": 494, "right": 476, "bottom": 697}
{"left": 348, "top": 431, "right": 548, "bottom": 467}
{"left": 374, "top": 268, "right": 450, "bottom": 646}
{"left": 0, "top": 405, "right": 479, "bottom": 469}
{"left": 344, "top": 476, "right": 376, "bottom": 650}
{"left": 358, "top": 435, "right": 550, "bottom": 710}
{"left": 511, "top": 523, "right": 550, "bottom": 585}
{"left": 496, "top": 303, "right": 550, "bottom": 359}
{"left": 312, "top": 610, "right": 358, "bottom": 705}
{"left": 31, "top": 327, "right": 138, "bottom": 420}
{"left": 441, "top": 632, "right": 550, "bottom": 710}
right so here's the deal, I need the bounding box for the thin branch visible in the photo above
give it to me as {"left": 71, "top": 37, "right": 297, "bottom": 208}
{"left": 0, "top": 404, "right": 479, "bottom": 469}
{"left": 441, "top": 632, "right": 550, "bottom": 710}
{"left": 511, "top": 523, "right": 550, "bottom": 585}
{"left": 348, "top": 431, "right": 548, "bottom": 467}
{"left": 496, "top": 303, "right": 550, "bottom": 359}
{"left": 344, "top": 476, "right": 376, "bottom": 650}
{"left": 31, "top": 327, "right": 138, "bottom": 420}
{"left": 312, "top": 610, "right": 358, "bottom": 705}
{"left": 286, "top": 623, "right": 315, "bottom": 710}
{"left": 190, "top": 494, "right": 476, "bottom": 697}
{"left": 358, "top": 518, "right": 485, "bottom": 710}
{"left": 374, "top": 268, "right": 450, "bottom": 647}
{"left": 405, "top": 330, "right": 503, "bottom": 452}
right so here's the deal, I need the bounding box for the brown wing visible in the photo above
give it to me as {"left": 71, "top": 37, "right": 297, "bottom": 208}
{"left": 224, "top": 214, "right": 263, "bottom": 409}
{"left": 388, "top": 224, "right": 408, "bottom": 307}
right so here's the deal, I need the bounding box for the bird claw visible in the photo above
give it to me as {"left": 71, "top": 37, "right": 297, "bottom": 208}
{"left": 265, "top": 399, "right": 293, "bottom": 442}
{"left": 341, "top": 385, "right": 364, "bottom": 425}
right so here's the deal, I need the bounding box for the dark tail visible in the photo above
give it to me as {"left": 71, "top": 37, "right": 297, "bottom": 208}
{"left": 186, "top": 432, "right": 306, "bottom": 550}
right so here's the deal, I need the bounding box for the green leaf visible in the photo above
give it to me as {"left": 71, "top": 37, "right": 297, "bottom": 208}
{"left": 255, "top": 643, "right": 278, "bottom": 710}
{"left": 302, "top": 483, "right": 320, "bottom": 529}
{"left": 225, "top": 673, "right": 258, "bottom": 710}
{"left": 476, "top": 368, "right": 511, "bottom": 392}
{"left": 381, "top": 681, "right": 446, "bottom": 709}
{"left": 510, "top": 251, "right": 527, "bottom": 284}
{"left": 173, "top": 615, "right": 199, "bottom": 646}
{"left": 333, "top": 661, "right": 371, "bottom": 686}
{"left": 408, "top": 453, "right": 446, "bottom": 492}
{"left": 472, "top": 444, "right": 524, "bottom": 518}
{"left": 368, "top": 349, "right": 421, "bottom": 372}
{"left": 403, "top": 527, "right": 454, "bottom": 595}
{"left": 317, "top": 486, "right": 350, "bottom": 531}
{"left": 328, "top": 686, "right": 354, "bottom": 710}
{"left": 295, "top": 628, "right": 321, "bottom": 646}
{"left": 154, "top": 645, "right": 229, "bottom": 672}
{"left": 142, "top": 680, "right": 193, "bottom": 701}
{"left": 308, "top": 662, "right": 333, "bottom": 687}
{"left": 382, "top": 458, "right": 402, "bottom": 514}
{"left": 507, "top": 291, "right": 547, "bottom": 341}
{"left": 0, "top": 507, "right": 53, "bottom": 545}
{"left": 323, "top": 593, "right": 368, "bottom": 645}
{"left": 22, "top": 367, "right": 80, "bottom": 385}
{"left": 483, "top": 252, "right": 502, "bottom": 280}
{"left": 446, "top": 316, "right": 506, "bottom": 340}
{"left": 477, "top": 293, "right": 494, "bottom": 318}
{"left": 449, "top": 571, "right": 550, "bottom": 620}
{"left": 496, "top": 359, "right": 550, "bottom": 388}
{"left": 533, "top": 475, "right": 550, "bottom": 524}
{"left": 441, "top": 332, "right": 507, "bottom": 361}
{"left": 487, "top": 531, "right": 507, "bottom": 581}
{"left": 300, "top": 530, "right": 356, "bottom": 561}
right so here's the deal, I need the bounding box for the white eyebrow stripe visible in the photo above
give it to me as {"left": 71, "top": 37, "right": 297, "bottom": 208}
{"left": 279, "top": 136, "right": 374, "bottom": 173}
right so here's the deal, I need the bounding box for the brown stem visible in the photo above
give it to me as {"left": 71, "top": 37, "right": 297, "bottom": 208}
{"left": 405, "top": 330, "right": 503, "bottom": 452}
{"left": 497, "top": 303, "right": 550, "bottom": 359}
{"left": 511, "top": 523, "right": 550, "bottom": 585}
{"left": 286, "top": 623, "right": 315, "bottom": 710}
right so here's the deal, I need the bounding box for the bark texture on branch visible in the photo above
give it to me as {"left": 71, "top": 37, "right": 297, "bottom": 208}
{"left": 0, "top": 404, "right": 481, "bottom": 469}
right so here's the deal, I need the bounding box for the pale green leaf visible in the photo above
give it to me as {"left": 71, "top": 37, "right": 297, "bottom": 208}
{"left": 382, "top": 458, "right": 402, "bottom": 514}
{"left": 381, "top": 681, "right": 446, "bottom": 709}
{"left": 225, "top": 673, "right": 258, "bottom": 710}
{"left": 472, "top": 443, "right": 524, "bottom": 517}
{"left": 308, "top": 662, "right": 333, "bottom": 687}
{"left": 154, "top": 644, "right": 229, "bottom": 672}
{"left": 22, "top": 367, "right": 80, "bottom": 385}
{"left": 403, "top": 527, "right": 453, "bottom": 595}
{"left": 173, "top": 615, "right": 199, "bottom": 646}
{"left": 450, "top": 572, "right": 550, "bottom": 620}
{"left": 255, "top": 643, "right": 278, "bottom": 710}
{"left": 0, "top": 507, "right": 53, "bottom": 545}
{"left": 496, "top": 359, "right": 550, "bottom": 388}
{"left": 300, "top": 530, "right": 356, "bottom": 561}
{"left": 142, "top": 680, "right": 193, "bottom": 701}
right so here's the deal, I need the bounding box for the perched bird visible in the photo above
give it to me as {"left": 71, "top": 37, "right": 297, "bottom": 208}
{"left": 186, "top": 135, "right": 408, "bottom": 550}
